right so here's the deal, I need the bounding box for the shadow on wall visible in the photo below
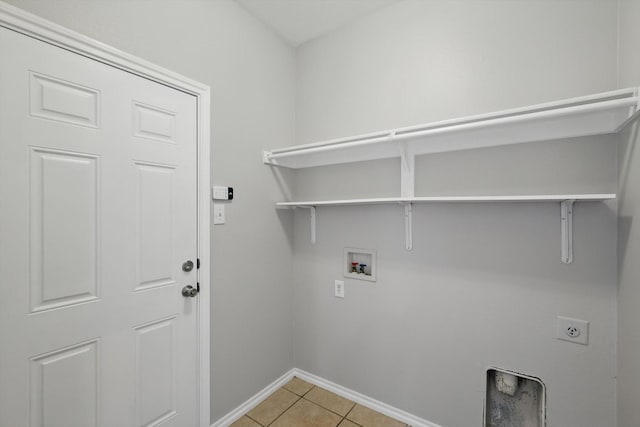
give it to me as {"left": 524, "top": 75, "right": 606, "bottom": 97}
{"left": 272, "top": 166, "right": 295, "bottom": 248}
{"left": 618, "top": 119, "right": 639, "bottom": 264}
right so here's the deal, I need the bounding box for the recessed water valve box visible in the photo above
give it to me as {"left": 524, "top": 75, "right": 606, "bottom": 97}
{"left": 344, "top": 248, "right": 376, "bottom": 282}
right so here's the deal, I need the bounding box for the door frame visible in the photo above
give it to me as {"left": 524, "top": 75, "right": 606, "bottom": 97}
{"left": 0, "top": 2, "right": 212, "bottom": 426}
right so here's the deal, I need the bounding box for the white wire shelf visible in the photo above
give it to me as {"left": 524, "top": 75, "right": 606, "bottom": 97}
{"left": 283, "top": 194, "right": 615, "bottom": 264}
{"left": 276, "top": 194, "right": 616, "bottom": 208}
{"left": 265, "top": 88, "right": 634, "bottom": 263}
{"left": 264, "top": 88, "right": 639, "bottom": 169}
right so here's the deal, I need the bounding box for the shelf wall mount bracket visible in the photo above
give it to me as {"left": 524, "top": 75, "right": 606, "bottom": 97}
{"left": 399, "top": 140, "right": 415, "bottom": 198}
{"left": 404, "top": 202, "right": 413, "bottom": 251}
{"left": 297, "top": 206, "right": 316, "bottom": 245}
{"left": 560, "top": 200, "right": 575, "bottom": 264}
{"left": 400, "top": 140, "right": 415, "bottom": 252}
{"left": 263, "top": 150, "right": 276, "bottom": 166}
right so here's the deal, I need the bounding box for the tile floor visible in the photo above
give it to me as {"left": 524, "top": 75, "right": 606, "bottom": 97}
{"left": 230, "top": 377, "right": 409, "bottom": 427}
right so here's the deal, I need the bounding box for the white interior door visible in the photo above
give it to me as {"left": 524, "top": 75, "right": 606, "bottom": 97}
{"left": 0, "top": 25, "right": 200, "bottom": 427}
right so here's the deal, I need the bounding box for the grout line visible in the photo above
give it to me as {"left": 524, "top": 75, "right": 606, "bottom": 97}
{"left": 244, "top": 414, "right": 263, "bottom": 426}
{"left": 299, "top": 394, "right": 355, "bottom": 419}
{"left": 344, "top": 404, "right": 357, "bottom": 419}
{"left": 265, "top": 395, "right": 302, "bottom": 426}
{"left": 282, "top": 377, "right": 314, "bottom": 398}
{"left": 301, "top": 385, "right": 314, "bottom": 397}
{"left": 341, "top": 409, "right": 366, "bottom": 427}
{"left": 343, "top": 404, "right": 369, "bottom": 427}
{"left": 241, "top": 381, "right": 404, "bottom": 427}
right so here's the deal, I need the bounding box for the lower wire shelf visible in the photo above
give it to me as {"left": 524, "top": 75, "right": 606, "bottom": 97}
{"left": 277, "top": 193, "right": 616, "bottom": 263}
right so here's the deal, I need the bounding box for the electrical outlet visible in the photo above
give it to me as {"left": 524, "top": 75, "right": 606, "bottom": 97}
{"left": 334, "top": 280, "right": 345, "bottom": 298}
{"left": 557, "top": 316, "right": 589, "bottom": 345}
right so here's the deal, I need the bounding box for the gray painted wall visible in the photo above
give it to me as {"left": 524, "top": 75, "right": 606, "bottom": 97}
{"left": 4, "top": 1, "right": 634, "bottom": 426}
{"left": 0, "top": 0, "right": 296, "bottom": 422}
{"left": 293, "top": 1, "right": 619, "bottom": 426}
{"left": 617, "top": 1, "right": 640, "bottom": 426}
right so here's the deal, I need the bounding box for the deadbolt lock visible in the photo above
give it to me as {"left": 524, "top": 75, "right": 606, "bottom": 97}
{"left": 182, "top": 260, "right": 194, "bottom": 272}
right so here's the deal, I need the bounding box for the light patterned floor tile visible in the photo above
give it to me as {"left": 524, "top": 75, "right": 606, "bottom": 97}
{"left": 230, "top": 416, "right": 262, "bottom": 427}
{"left": 246, "top": 387, "right": 299, "bottom": 426}
{"left": 283, "top": 376, "right": 315, "bottom": 396}
{"left": 271, "top": 398, "right": 342, "bottom": 427}
{"left": 346, "top": 404, "right": 406, "bottom": 427}
{"left": 304, "top": 387, "right": 356, "bottom": 416}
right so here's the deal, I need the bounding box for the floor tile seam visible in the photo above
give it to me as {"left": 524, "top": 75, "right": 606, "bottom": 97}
{"left": 300, "top": 394, "right": 357, "bottom": 419}
{"left": 301, "top": 384, "right": 315, "bottom": 397}
{"left": 344, "top": 403, "right": 364, "bottom": 427}
{"left": 265, "top": 394, "right": 303, "bottom": 426}
{"left": 282, "top": 385, "right": 303, "bottom": 396}
{"left": 341, "top": 418, "right": 365, "bottom": 427}
{"left": 283, "top": 385, "right": 314, "bottom": 398}
{"left": 244, "top": 414, "right": 264, "bottom": 427}
{"left": 345, "top": 407, "right": 410, "bottom": 427}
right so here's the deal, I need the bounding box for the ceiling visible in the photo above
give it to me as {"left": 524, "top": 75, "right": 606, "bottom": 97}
{"left": 235, "top": 0, "right": 402, "bottom": 47}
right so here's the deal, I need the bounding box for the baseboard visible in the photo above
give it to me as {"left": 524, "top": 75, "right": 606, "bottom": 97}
{"left": 210, "top": 369, "right": 296, "bottom": 427}
{"left": 210, "top": 367, "right": 441, "bottom": 427}
{"left": 292, "top": 369, "right": 442, "bottom": 427}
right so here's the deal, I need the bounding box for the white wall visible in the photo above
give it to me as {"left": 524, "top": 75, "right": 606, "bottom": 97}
{"left": 0, "top": 0, "right": 296, "bottom": 422}
{"left": 293, "top": 1, "right": 619, "bottom": 426}
{"left": 617, "top": 1, "right": 640, "bottom": 426}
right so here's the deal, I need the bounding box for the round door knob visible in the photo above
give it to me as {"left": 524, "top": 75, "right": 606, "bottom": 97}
{"left": 181, "top": 285, "right": 198, "bottom": 297}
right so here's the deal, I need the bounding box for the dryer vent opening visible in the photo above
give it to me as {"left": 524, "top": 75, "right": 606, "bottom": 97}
{"left": 485, "top": 368, "right": 546, "bottom": 427}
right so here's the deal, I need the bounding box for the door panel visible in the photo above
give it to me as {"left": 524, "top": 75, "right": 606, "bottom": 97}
{"left": 0, "top": 26, "right": 199, "bottom": 427}
{"left": 30, "top": 340, "right": 100, "bottom": 427}
{"left": 134, "top": 317, "right": 176, "bottom": 427}
{"left": 135, "top": 161, "right": 176, "bottom": 291}
{"left": 29, "top": 72, "right": 101, "bottom": 128}
{"left": 133, "top": 102, "right": 176, "bottom": 143}
{"left": 29, "top": 148, "right": 100, "bottom": 312}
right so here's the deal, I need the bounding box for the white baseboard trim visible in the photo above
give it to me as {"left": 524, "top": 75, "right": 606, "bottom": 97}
{"left": 210, "top": 368, "right": 297, "bottom": 427}
{"left": 211, "top": 367, "right": 442, "bottom": 427}
{"left": 292, "top": 369, "right": 442, "bottom": 427}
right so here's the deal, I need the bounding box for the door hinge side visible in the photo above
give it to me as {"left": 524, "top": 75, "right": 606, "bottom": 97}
{"left": 197, "top": 282, "right": 200, "bottom": 292}
{"left": 197, "top": 258, "right": 200, "bottom": 269}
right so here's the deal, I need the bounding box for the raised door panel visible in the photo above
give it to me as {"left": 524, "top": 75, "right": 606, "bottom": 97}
{"left": 29, "top": 72, "right": 100, "bottom": 128}
{"left": 134, "top": 317, "right": 176, "bottom": 426}
{"left": 29, "top": 148, "right": 100, "bottom": 312}
{"left": 30, "top": 340, "right": 100, "bottom": 427}
{"left": 133, "top": 102, "right": 176, "bottom": 144}
{"left": 134, "top": 162, "right": 176, "bottom": 291}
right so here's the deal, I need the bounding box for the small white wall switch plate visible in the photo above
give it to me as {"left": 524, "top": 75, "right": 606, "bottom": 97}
{"left": 334, "top": 280, "right": 345, "bottom": 298}
{"left": 213, "top": 204, "right": 225, "bottom": 225}
{"left": 557, "top": 316, "right": 589, "bottom": 345}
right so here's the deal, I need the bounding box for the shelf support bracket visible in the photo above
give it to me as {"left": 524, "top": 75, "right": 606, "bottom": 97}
{"left": 561, "top": 200, "right": 575, "bottom": 264}
{"left": 303, "top": 206, "right": 316, "bottom": 245}
{"left": 262, "top": 150, "right": 274, "bottom": 165}
{"left": 400, "top": 141, "right": 415, "bottom": 198}
{"left": 310, "top": 207, "right": 316, "bottom": 244}
{"left": 405, "top": 203, "right": 413, "bottom": 251}
{"left": 295, "top": 206, "right": 317, "bottom": 245}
